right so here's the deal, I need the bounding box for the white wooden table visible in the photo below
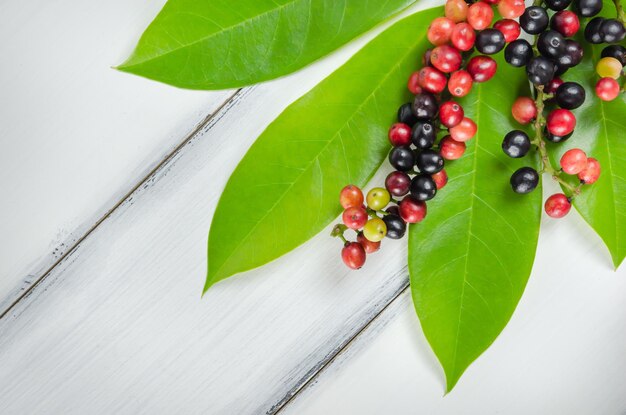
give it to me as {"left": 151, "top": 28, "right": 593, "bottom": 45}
{"left": 0, "top": 1, "right": 624, "bottom": 414}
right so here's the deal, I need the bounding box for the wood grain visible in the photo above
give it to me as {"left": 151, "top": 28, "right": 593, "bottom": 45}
{"left": 0, "top": 0, "right": 233, "bottom": 308}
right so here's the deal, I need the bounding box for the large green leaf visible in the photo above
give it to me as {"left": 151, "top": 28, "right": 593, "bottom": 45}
{"left": 118, "top": 0, "right": 418, "bottom": 90}
{"left": 205, "top": 8, "right": 441, "bottom": 291}
{"left": 409, "top": 55, "right": 541, "bottom": 392}
{"left": 553, "top": 36, "right": 626, "bottom": 269}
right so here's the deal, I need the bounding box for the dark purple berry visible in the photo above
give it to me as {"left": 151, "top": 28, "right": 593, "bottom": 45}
{"left": 510, "top": 167, "right": 539, "bottom": 194}
{"left": 502, "top": 130, "right": 531, "bottom": 158}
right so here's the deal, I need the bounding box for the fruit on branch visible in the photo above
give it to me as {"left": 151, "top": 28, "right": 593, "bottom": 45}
{"left": 343, "top": 206, "right": 369, "bottom": 230}
{"left": 544, "top": 193, "right": 572, "bottom": 218}
{"left": 388, "top": 123, "right": 412, "bottom": 146}
{"left": 575, "top": 0, "right": 603, "bottom": 17}
{"left": 560, "top": 148, "right": 588, "bottom": 174}
{"left": 498, "top": 0, "right": 526, "bottom": 19}
{"left": 546, "top": 108, "right": 577, "bottom": 136}
{"left": 366, "top": 188, "right": 391, "bottom": 211}
{"left": 363, "top": 218, "right": 387, "bottom": 242}
{"left": 412, "top": 122, "right": 437, "bottom": 148}
{"left": 445, "top": 0, "right": 469, "bottom": 22}
{"left": 439, "top": 136, "right": 467, "bottom": 160}
{"left": 399, "top": 197, "right": 427, "bottom": 223}
{"left": 418, "top": 66, "right": 448, "bottom": 93}
{"left": 413, "top": 93, "right": 440, "bottom": 119}
{"left": 451, "top": 23, "right": 477, "bottom": 50}
{"left": 467, "top": 55, "right": 498, "bottom": 82}
{"left": 545, "top": 76, "right": 564, "bottom": 93}
{"left": 505, "top": 39, "right": 534, "bottom": 67}
{"left": 411, "top": 174, "right": 438, "bottom": 201}
{"left": 448, "top": 70, "right": 474, "bottom": 97}
{"left": 555, "top": 81, "right": 586, "bottom": 109}
{"left": 467, "top": 2, "right": 494, "bottom": 30}
{"left": 389, "top": 146, "right": 416, "bottom": 171}
{"left": 550, "top": 10, "right": 580, "bottom": 37}
{"left": 595, "top": 77, "right": 621, "bottom": 101}
{"left": 383, "top": 214, "right": 407, "bottom": 239}
{"left": 520, "top": 6, "right": 550, "bottom": 35}
{"left": 601, "top": 45, "right": 626, "bottom": 66}
{"left": 502, "top": 130, "right": 531, "bottom": 158}
{"left": 439, "top": 101, "right": 465, "bottom": 127}
{"left": 449, "top": 117, "right": 477, "bottom": 141}
{"left": 475, "top": 28, "right": 506, "bottom": 54}
{"left": 416, "top": 149, "right": 445, "bottom": 173}
{"left": 546, "top": 0, "right": 573, "bottom": 11}
{"left": 577, "top": 157, "right": 601, "bottom": 184}
{"left": 431, "top": 170, "right": 448, "bottom": 190}
{"left": 510, "top": 167, "right": 540, "bottom": 194}
{"left": 385, "top": 171, "right": 411, "bottom": 197}
{"left": 430, "top": 45, "right": 463, "bottom": 72}
{"left": 340, "top": 185, "right": 364, "bottom": 209}
{"left": 357, "top": 232, "right": 380, "bottom": 254}
{"left": 428, "top": 17, "right": 455, "bottom": 46}
{"left": 596, "top": 57, "right": 623, "bottom": 79}
{"left": 494, "top": 19, "right": 521, "bottom": 42}
{"left": 511, "top": 96, "right": 538, "bottom": 124}
{"left": 526, "top": 56, "right": 557, "bottom": 85}
{"left": 342, "top": 242, "right": 367, "bottom": 270}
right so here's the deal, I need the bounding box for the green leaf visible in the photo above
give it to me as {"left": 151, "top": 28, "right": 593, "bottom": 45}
{"left": 205, "top": 7, "right": 442, "bottom": 291}
{"left": 117, "top": 0, "right": 418, "bottom": 90}
{"left": 408, "top": 55, "right": 541, "bottom": 392}
{"left": 552, "top": 40, "right": 626, "bottom": 269}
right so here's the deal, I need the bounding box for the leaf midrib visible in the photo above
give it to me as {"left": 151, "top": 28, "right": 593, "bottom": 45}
{"left": 122, "top": 0, "right": 304, "bottom": 68}
{"left": 208, "top": 32, "right": 427, "bottom": 284}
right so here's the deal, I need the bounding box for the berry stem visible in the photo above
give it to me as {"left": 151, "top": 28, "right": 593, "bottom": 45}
{"left": 613, "top": 0, "right": 626, "bottom": 25}
{"left": 530, "top": 85, "right": 581, "bottom": 197}
{"left": 331, "top": 224, "right": 349, "bottom": 244}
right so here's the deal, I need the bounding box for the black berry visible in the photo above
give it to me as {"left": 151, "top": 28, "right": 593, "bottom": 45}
{"left": 562, "top": 40, "right": 584, "bottom": 67}
{"left": 502, "top": 130, "right": 531, "bottom": 158}
{"left": 389, "top": 146, "right": 416, "bottom": 172}
{"left": 415, "top": 149, "right": 444, "bottom": 174}
{"left": 411, "top": 122, "right": 437, "bottom": 149}
{"left": 526, "top": 56, "right": 556, "bottom": 85}
{"left": 383, "top": 214, "right": 407, "bottom": 239}
{"left": 585, "top": 17, "right": 605, "bottom": 44}
{"left": 545, "top": 128, "right": 572, "bottom": 143}
{"left": 410, "top": 174, "right": 437, "bottom": 201}
{"left": 398, "top": 103, "right": 418, "bottom": 125}
{"left": 600, "top": 19, "right": 626, "bottom": 43}
{"left": 555, "top": 82, "right": 586, "bottom": 110}
{"left": 575, "top": 0, "right": 603, "bottom": 17}
{"left": 413, "top": 93, "right": 439, "bottom": 120}
{"left": 505, "top": 39, "right": 533, "bottom": 67}
{"left": 545, "top": 0, "right": 572, "bottom": 11}
{"left": 475, "top": 29, "right": 506, "bottom": 55}
{"left": 601, "top": 45, "right": 626, "bottom": 66}
{"left": 538, "top": 30, "right": 565, "bottom": 60}
{"left": 510, "top": 167, "right": 540, "bottom": 194}
{"left": 520, "top": 6, "right": 550, "bottom": 35}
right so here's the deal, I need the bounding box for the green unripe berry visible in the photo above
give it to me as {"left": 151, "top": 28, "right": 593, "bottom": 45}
{"left": 363, "top": 218, "right": 387, "bottom": 242}
{"left": 366, "top": 187, "right": 391, "bottom": 211}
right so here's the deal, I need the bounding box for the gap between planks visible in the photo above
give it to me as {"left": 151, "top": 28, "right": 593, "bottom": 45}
{"left": 0, "top": 89, "right": 243, "bottom": 320}
{"left": 270, "top": 276, "right": 411, "bottom": 414}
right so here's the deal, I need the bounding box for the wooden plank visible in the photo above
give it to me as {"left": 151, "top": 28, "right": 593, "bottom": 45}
{"left": 0, "top": 3, "right": 437, "bottom": 408}
{"left": 0, "top": 0, "right": 233, "bottom": 308}
{"left": 280, "top": 208, "right": 626, "bottom": 414}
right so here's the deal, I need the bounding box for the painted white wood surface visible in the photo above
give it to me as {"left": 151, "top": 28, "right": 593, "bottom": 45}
{"left": 283, "top": 202, "right": 626, "bottom": 415}
{"left": 0, "top": 0, "right": 624, "bottom": 414}
{"left": 0, "top": 0, "right": 232, "bottom": 308}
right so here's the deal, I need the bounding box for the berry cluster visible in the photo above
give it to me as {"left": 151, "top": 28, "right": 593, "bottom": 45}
{"left": 501, "top": 0, "right": 612, "bottom": 218}
{"left": 332, "top": 0, "right": 527, "bottom": 269}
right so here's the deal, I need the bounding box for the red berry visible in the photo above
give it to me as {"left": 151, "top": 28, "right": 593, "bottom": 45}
{"left": 482, "top": 0, "right": 500, "bottom": 5}
{"left": 511, "top": 97, "right": 537, "bottom": 125}
{"left": 595, "top": 78, "right": 620, "bottom": 101}
{"left": 432, "top": 170, "right": 449, "bottom": 190}
{"left": 407, "top": 71, "right": 422, "bottom": 94}
{"left": 545, "top": 77, "right": 564, "bottom": 94}
{"left": 357, "top": 232, "right": 380, "bottom": 254}
{"left": 427, "top": 17, "right": 455, "bottom": 46}
{"left": 399, "top": 196, "right": 427, "bottom": 223}
{"left": 385, "top": 171, "right": 411, "bottom": 197}
{"left": 467, "top": 2, "right": 494, "bottom": 30}
{"left": 544, "top": 193, "right": 571, "bottom": 219}
{"left": 388, "top": 123, "right": 412, "bottom": 147}
{"left": 547, "top": 109, "right": 576, "bottom": 137}
{"left": 550, "top": 10, "right": 580, "bottom": 37}
{"left": 448, "top": 70, "right": 473, "bottom": 97}
{"left": 560, "top": 148, "right": 587, "bottom": 175}
{"left": 493, "top": 19, "right": 521, "bottom": 42}
{"left": 430, "top": 45, "right": 462, "bottom": 73}
{"left": 449, "top": 117, "right": 477, "bottom": 142}
{"left": 418, "top": 66, "right": 448, "bottom": 94}
{"left": 439, "top": 135, "right": 466, "bottom": 160}
{"left": 342, "top": 206, "right": 368, "bottom": 230}
{"left": 342, "top": 242, "right": 366, "bottom": 269}
{"left": 445, "top": 0, "right": 469, "bottom": 22}
{"left": 439, "top": 101, "right": 465, "bottom": 128}
{"left": 467, "top": 55, "right": 497, "bottom": 82}
{"left": 578, "top": 157, "right": 601, "bottom": 184}
{"left": 451, "top": 23, "right": 476, "bottom": 51}
{"left": 498, "top": 0, "right": 525, "bottom": 19}
{"left": 340, "top": 185, "right": 364, "bottom": 209}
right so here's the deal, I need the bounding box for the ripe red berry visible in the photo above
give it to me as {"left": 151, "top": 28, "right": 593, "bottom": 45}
{"left": 467, "top": 2, "right": 494, "bottom": 30}
{"left": 467, "top": 55, "right": 497, "bottom": 82}
{"left": 439, "top": 135, "right": 467, "bottom": 160}
{"left": 340, "top": 185, "right": 364, "bottom": 209}
{"left": 560, "top": 148, "right": 587, "bottom": 174}
{"left": 545, "top": 77, "right": 564, "bottom": 94}
{"left": 449, "top": 117, "right": 477, "bottom": 142}
{"left": 407, "top": 71, "right": 422, "bottom": 94}
{"left": 451, "top": 23, "right": 476, "bottom": 51}
{"left": 445, "top": 0, "right": 469, "bottom": 22}
{"left": 342, "top": 206, "right": 368, "bottom": 230}
{"left": 342, "top": 242, "right": 366, "bottom": 269}
{"left": 550, "top": 10, "right": 580, "bottom": 37}
{"left": 544, "top": 193, "right": 571, "bottom": 219}
{"left": 427, "top": 17, "right": 455, "bottom": 46}
{"left": 430, "top": 45, "right": 462, "bottom": 73}
{"left": 418, "top": 66, "right": 448, "bottom": 94}
{"left": 432, "top": 170, "right": 449, "bottom": 190}
{"left": 494, "top": 19, "right": 521, "bottom": 42}
{"left": 448, "top": 70, "right": 473, "bottom": 97}
{"left": 511, "top": 97, "right": 537, "bottom": 124}
{"left": 595, "top": 78, "right": 620, "bottom": 101}
{"left": 385, "top": 171, "right": 411, "bottom": 197}
{"left": 357, "top": 232, "right": 381, "bottom": 254}
{"left": 498, "top": 0, "right": 526, "bottom": 19}
{"left": 388, "top": 123, "right": 412, "bottom": 147}
{"left": 399, "top": 196, "right": 427, "bottom": 223}
{"left": 578, "top": 157, "right": 601, "bottom": 184}
{"left": 439, "top": 101, "right": 465, "bottom": 128}
{"left": 547, "top": 109, "right": 576, "bottom": 137}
